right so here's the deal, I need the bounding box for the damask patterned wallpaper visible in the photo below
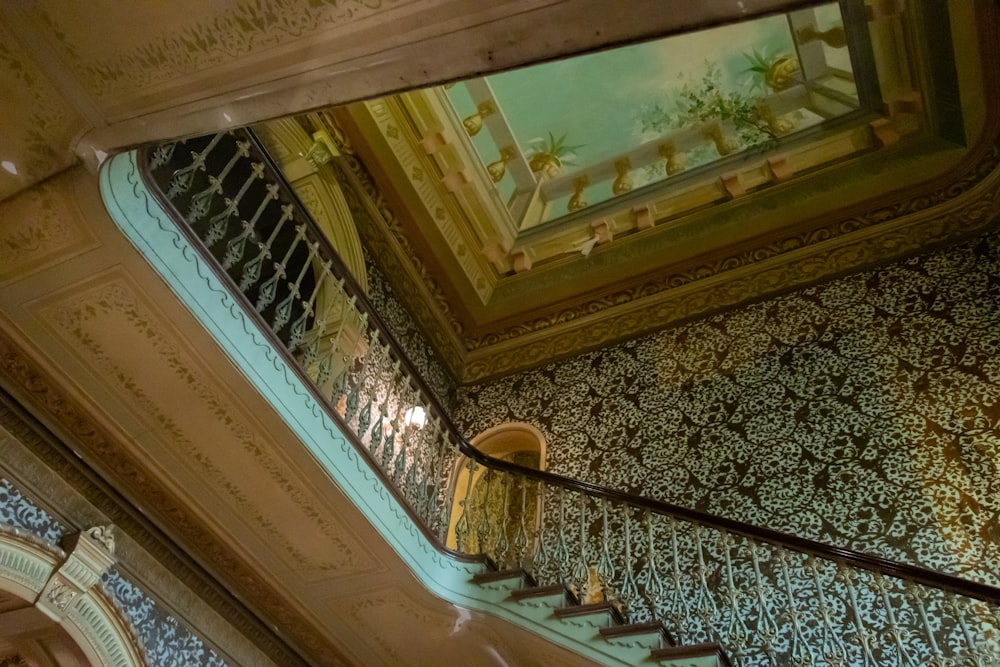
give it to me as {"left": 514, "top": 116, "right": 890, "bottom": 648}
{"left": 364, "top": 252, "right": 457, "bottom": 411}
{"left": 453, "top": 229, "right": 1000, "bottom": 586}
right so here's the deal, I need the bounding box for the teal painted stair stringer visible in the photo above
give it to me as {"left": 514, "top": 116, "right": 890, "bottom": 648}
{"left": 99, "top": 149, "right": 712, "bottom": 666}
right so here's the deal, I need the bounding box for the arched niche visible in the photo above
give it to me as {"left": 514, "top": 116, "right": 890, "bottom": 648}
{"left": 0, "top": 528, "right": 145, "bottom": 667}
{"left": 445, "top": 423, "right": 546, "bottom": 551}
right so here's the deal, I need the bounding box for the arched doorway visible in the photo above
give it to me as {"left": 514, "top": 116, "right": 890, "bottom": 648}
{"left": 0, "top": 529, "right": 145, "bottom": 667}
{"left": 446, "top": 423, "right": 546, "bottom": 565}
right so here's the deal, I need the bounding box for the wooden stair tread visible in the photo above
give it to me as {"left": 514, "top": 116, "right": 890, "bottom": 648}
{"left": 553, "top": 600, "right": 625, "bottom": 625}
{"left": 650, "top": 642, "right": 732, "bottom": 666}
{"left": 599, "top": 620, "right": 675, "bottom": 646}
{"left": 470, "top": 567, "right": 536, "bottom": 586}
{"left": 509, "top": 583, "right": 569, "bottom": 601}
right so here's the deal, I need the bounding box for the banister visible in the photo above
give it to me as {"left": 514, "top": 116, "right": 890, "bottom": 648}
{"left": 139, "top": 128, "right": 1000, "bottom": 663}
{"left": 239, "top": 128, "right": 1000, "bottom": 606}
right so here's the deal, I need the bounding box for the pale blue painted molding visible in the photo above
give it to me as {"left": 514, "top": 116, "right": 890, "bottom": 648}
{"left": 99, "top": 150, "right": 632, "bottom": 666}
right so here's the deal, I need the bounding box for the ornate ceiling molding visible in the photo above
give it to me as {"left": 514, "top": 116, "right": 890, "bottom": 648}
{"left": 0, "top": 335, "right": 328, "bottom": 667}
{"left": 326, "top": 2, "right": 1000, "bottom": 383}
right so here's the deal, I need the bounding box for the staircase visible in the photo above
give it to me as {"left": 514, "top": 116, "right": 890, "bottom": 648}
{"left": 119, "top": 127, "right": 1000, "bottom": 667}
{"left": 470, "top": 565, "right": 731, "bottom": 666}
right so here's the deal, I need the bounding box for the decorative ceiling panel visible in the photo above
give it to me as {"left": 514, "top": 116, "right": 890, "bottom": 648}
{"left": 318, "top": 0, "right": 998, "bottom": 383}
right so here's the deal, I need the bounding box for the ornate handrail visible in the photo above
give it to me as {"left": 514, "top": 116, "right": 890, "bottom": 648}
{"left": 141, "top": 127, "right": 1000, "bottom": 665}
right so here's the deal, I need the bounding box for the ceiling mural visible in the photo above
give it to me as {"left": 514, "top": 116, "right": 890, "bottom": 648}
{"left": 446, "top": 2, "right": 859, "bottom": 227}
{"left": 316, "top": 0, "right": 992, "bottom": 382}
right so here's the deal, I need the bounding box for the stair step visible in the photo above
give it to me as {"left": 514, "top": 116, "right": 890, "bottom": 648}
{"left": 599, "top": 620, "right": 676, "bottom": 647}
{"left": 509, "top": 583, "right": 573, "bottom": 603}
{"left": 470, "top": 567, "right": 536, "bottom": 587}
{"left": 554, "top": 601, "right": 625, "bottom": 625}
{"left": 650, "top": 643, "right": 732, "bottom": 666}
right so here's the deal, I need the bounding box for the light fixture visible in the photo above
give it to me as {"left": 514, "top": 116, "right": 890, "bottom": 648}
{"left": 404, "top": 406, "right": 426, "bottom": 429}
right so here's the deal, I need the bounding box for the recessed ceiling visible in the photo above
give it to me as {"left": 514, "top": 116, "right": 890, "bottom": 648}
{"left": 280, "top": 0, "right": 992, "bottom": 383}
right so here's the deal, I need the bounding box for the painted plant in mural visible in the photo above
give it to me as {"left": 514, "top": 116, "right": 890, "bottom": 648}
{"left": 523, "top": 132, "right": 583, "bottom": 179}
{"left": 445, "top": 2, "right": 857, "bottom": 223}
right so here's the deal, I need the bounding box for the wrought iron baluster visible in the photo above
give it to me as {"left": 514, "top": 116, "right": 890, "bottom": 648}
{"left": 904, "top": 582, "right": 945, "bottom": 667}
{"left": 945, "top": 595, "right": 985, "bottom": 667}
{"left": 187, "top": 139, "right": 250, "bottom": 224}
{"left": 618, "top": 506, "right": 639, "bottom": 621}
{"left": 840, "top": 563, "right": 877, "bottom": 666}
{"left": 356, "top": 339, "right": 389, "bottom": 441}
{"left": 719, "top": 531, "right": 751, "bottom": 660}
{"left": 238, "top": 202, "right": 294, "bottom": 293}
{"left": 401, "top": 389, "right": 422, "bottom": 506}
{"left": 667, "top": 517, "right": 694, "bottom": 644}
{"left": 692, "top": 525, "right": 721, "bottom": 643}
{"left": 810, "top": 557, "right": 850, "bottom": 665}
{"left": 873, "top": 573, "right": 918, "bottom": 667}
{"left": 149, "top": 141, "right": 179, "bottom": 170}
{"left": 748, "top": 540, "right": 780, "bottom": 663}
{"left": 256, "top": 222, "right": 306, "bottom": 313}
{"left": 573, "top": 493, "right": 590, "bottom": 600}
{"left": 554, "top": 487, "right": 571, "bottom": 586}
{"left": 427, "top": 417, "right": 452, "bottom": 534}
{"left": 597, "top": 498, "right": 615, "bottom": 607}
{"left": 371, "top": 356, "right": 399, "bottom": 470}
{"left": 641, "top": 511, "right": 666, "bottom": 628}
{"left": 495, "top": 472, "right": 512, "bottom": 568}
{"left": 475, "top": 464, "right": 494, "bottom": 556}
{"left": 777, "top": 548, "right": 816, "bottom": 666}
{"left": 167, "top": 132, "right": 226, "bottom": 198}
{"left": 454, "top": 458, "right": 478, "bottom": 553}
{"left": 289, "top": 259, "right": 333, "bottom": 353}
{"left": 512, "top": 473, "right": 529, "bottom": 568}
{"left": 343, "top": 328, "right": 374, "bottom": 428}
{"left": 532, "top": 480, "right": 548, "bottom": 578}
{"left": 205, "top": 161, "right": 265, "bottom": 247}
{"left": 224, "top": 182, "right": 279, "bottom": 270}
{"left": 271, "top": 238, "right": 319, "bottom": 334}
{"left": 313, "top": 291, "right": 353, "bottom": 389}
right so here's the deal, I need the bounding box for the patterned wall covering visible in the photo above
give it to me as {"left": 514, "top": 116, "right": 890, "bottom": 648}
{"left": 0, "top": 477, "right": 234, "bottom": 667}
{"left": 0, "top": 478, "right": 65, "bottom": 545}
{"left": 364, "top": 251, "right": 457, "bottom": 410}
{"left": 453, "top": 228, "right": 1000, "bottom": 586}
{"left": 102, "top": 569, "right": 230, "bottom": 667}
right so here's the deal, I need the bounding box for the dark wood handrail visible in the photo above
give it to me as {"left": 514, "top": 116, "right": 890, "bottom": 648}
{"left": 142, "top": 130, "right": 1000, "bottom": 607}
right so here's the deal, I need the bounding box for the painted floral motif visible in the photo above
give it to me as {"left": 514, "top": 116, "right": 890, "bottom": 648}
{"left": 454, "top": 229, "right": 1000, "bottom": 586}
{"left": 0, "top": 477, "right": 65, "bottom": 544}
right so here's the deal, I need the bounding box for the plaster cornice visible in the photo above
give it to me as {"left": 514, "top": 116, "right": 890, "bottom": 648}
{"left": 0, "top": 334, "right": 321, "bottom": 667}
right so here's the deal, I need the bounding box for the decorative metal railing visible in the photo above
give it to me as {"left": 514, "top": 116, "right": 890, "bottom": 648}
{"left": 142, "top": 128, "right": 1000, "bottom": 667}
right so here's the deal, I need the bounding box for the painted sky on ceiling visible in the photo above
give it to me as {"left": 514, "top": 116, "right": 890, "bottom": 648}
{"left": 445, "top": 2, "right": 855, "bottom": 222}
